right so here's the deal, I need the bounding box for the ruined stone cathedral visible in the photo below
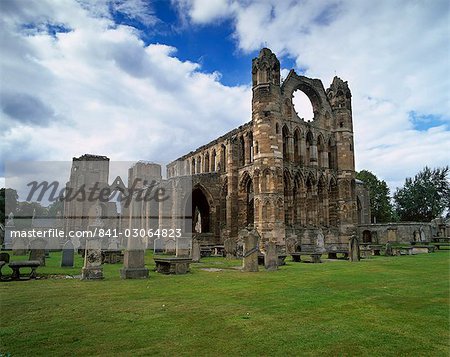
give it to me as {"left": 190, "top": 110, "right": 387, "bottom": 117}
{"left": 64, "top": 48, "right": 359, "bottom": 253}
{"left": 165, "top": 48, "right": 357, "bottom": 251}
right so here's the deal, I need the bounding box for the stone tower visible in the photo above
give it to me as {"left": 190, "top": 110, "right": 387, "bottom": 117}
{"left": 251, "top": 48, "right": 285, "bottom": 244}
{"left": 326, "top": 77, "right": 357, "bottom": 240}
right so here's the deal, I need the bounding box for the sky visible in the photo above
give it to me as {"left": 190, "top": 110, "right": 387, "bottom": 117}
{"left": 1, "top": 0, "right": 449, "bottom": 196}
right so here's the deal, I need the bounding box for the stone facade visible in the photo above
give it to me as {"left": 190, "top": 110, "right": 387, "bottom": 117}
{"left": 63, "top": 48, "right": 360, "bottom": 254}
{"left": 357, "top": 222, "right": 432, "bottom": 244}
{"left": 166, "top": 48, "right": 358, "bottom": 251}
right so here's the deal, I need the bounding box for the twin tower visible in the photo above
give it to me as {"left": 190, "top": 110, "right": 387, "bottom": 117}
{"left": 250, "top": 48, "right": 356, "bottom": 248}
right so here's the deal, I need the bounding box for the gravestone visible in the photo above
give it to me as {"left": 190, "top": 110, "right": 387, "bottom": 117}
{"left": 81, "top": 237, "right": 103, "bottom": 279}
{"left": 413, "top": 230, "right": 420, "bottom": 242}
{"left": 240, "top": 228, "right": 259, "bottom": 272}
{"left": 48, "top": 235, "right": 61, "bottom": 251}
{"left": 61, "top": 240, "right": 75, "bottom": 267}
{"left": 29, "top": 237, "right": 47, "bottom": 266}
{"left": 315, "top": 230, "right": 326, "bottom": 254}
{"left": 264, "top": 241, "right": 278, "bottom": 271}
{"left": 385, "top": 242, "right": 393, "bottom": 256}
{"left": 120, "top": 230, "right": 148, "bottom": 279}
{"left": 191, "top": 237, "right": 201, "bottom": 263}
{"left": 349, "top": 235, "right": 360, "bottom": 262}
{"left": 236, "top": 239, "right": 244, "bottom": 258}
{"left": 154, "top": 237, "right": 164, "bottom": 254}
{"left": 224, "top": 237, "right": 236, "bottom": 258}
{"left": 285, "top": 233, "right": 298, "bottom": 254}
{"left": 420, "top": 228, "right": 426, "bottom": 242}
{"left": 164, "top": 238, "right": 176, "bottom": 254}
{"left": 12, "top": 236, "right": 29, "bottom": 256}
{"left": 176, "top": 236, "right": 191, "bottom": 257}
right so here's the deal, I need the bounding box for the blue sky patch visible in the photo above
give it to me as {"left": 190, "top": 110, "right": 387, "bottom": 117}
{"left": 408, "top": 111, "right": 448, "bottom": 131}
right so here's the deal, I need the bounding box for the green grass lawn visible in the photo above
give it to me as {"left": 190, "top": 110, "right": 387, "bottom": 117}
{"left": 0, "top": 250, "right": 449, "bottom": 356}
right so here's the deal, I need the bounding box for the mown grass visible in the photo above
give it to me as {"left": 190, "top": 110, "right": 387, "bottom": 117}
{"left": 0, "top": 250, "right": 449, "bottom": 356}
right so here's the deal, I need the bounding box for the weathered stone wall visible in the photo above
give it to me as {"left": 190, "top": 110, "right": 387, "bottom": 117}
{"left": 357, "top": 223, "right": 432, "bottom": 244}
{"left": 165, "top": 48, "right": 359, "bottom": 248}
{"left": 356, "top": 180, "right": 371, "bottom": 224}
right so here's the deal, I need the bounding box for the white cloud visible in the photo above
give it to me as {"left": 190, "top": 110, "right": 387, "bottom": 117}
{"left": 2, "top": 0, "right": 449, "bottom": 196}
{"left": 1, "top": 0, "right": 251, "bottom": 186}
{"left": 176, "top": 0, "right": 450, "bottom": 192}
{"left": 173, "top": 0, "right": 234, "bottom": 24}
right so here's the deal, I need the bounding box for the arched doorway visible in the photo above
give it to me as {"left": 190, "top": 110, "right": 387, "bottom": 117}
{"left": 185, "top": 187, "right": 211, "bottom": 234}
{"left": 362, "top": 230, "right": 372, "bottom": 243}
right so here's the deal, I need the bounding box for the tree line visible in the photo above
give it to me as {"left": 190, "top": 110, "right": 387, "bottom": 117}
{"left": 357, "top": 166, "right": 449, "bottom": 223}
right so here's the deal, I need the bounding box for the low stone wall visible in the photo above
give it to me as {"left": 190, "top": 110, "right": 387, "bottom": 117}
{"left": 357, "top": 222, "right": 432, "bottom": 244}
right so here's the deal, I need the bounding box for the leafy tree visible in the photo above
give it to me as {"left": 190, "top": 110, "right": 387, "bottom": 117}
{"left": 356, "top": 170, "right": 394, "bottom": 223}
{"left": 47, "top": 199, "right": 64, "bottom": 218}
{"left": 394, "top": 166, "right": 449, "bottom": 222}
{"left": 0, "top": 188, "right": 19, "bottom": 224}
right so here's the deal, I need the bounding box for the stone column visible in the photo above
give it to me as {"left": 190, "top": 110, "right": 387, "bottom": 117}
{"left": 287, "top": 134, "right": 294, "bottom": 162}
{"left": 300, "top": 135, "right": 306, "bottom": 165}
{"left": 244, "top": 134, "right": 251, "bottom": 165}
{"left": 310, "top": 139, "right": 318, "bottom": 166}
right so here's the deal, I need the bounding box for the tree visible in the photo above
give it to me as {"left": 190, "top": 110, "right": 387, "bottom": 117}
{"left": 394, "top": 166, "right": 449, "bottom": 222}
{"left": 0, "top": 188, "right": 19, "bottom": 224}
{"left": 356, "top": 170, "right": 394, "bottom": 223}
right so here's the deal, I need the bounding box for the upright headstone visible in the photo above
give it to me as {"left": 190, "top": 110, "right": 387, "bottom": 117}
{"left": 264, "top": 241, "right": 278, "bottom": 271}
{"left": 240, "top": 228, "right": 259, "bottom": 272}
{"left": 224, "top": 237, "right": 236, "bottom": 259}
{"left": 120, "top": 222, "right": 148, "bottom": 279}
{"left": 176, "top": 236, "right": 191, "bottom": 257}
{"left": 81, "top": 236, "right": 103, "bottom": 279}
{"left": 349, "top": 235, "right": 360, "bottom": 262}
{"left": 191, "top": 237, "right": 201, "bottom": 263}
{"left": 385, "top": 242, "right": 393, "bottom": 256}
{"left": 285, "top": 233, "right": 298, "bottom": 254}
{"left": 29, "top": 237, "right": 47, "bottom": 266}
{"left": 12, "top": 236, "right": 29, "bottom": 256}
{"left": 315, "top": 230, "right": 326, "bottom": 254}
{"left": 164, "top": 238, "right": 176, "bottom": 254}
{"left": 420, "top": 228, "right": 426, "bottom": 242}
{"left": 4, "top": 212, "right": 15, "bottom": 250}
{"left": 154, "top": 237, "right": 163, "bottom": 254}
{"left": 61, "top": 240, "right": 75, "bottom": 267}
{"left": 413, "top": 230, "right": 420, "bottom": 242}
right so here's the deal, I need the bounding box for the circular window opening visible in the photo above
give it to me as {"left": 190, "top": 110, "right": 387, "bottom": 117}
{"left": 292, "top": 90, "right": 314, "bottom": 122}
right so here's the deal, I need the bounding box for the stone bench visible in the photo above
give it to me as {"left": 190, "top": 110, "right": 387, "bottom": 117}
{"left": 327, "top": 250, "right": 349, "bottom": 259}
{"left": 258, "top": 254, "right": 288, "bottom": 266}
{"left": 153, "top": 257, "right": 192, "bottom": 275}
{"left": 278, "top": 254, "right": 287, "bottom": 266}
{"left": 410, "top": 241, "right": 431, "bottom": 246}
{"left": 291, "top": 252, "right": 322, "bottom": 263}
{"left": 200, "top": 247, "right": 213, "bottom": 257}
{"left": 9, "top": 261, "right": 41, "bottom": 280}
{"left": 432, "top": 237, "right": 450, "bottom": 243}
{"left": 211, "top": 245, "right": 225, "bottom": 257}
{"left": 412, "top": 245, "right": 435, "bottom": 254}
{"left": 433, "top": 243, "right": 450, "bottom": 250}
{"left": 391, "top": 246, "right": 414, "bottom": 256}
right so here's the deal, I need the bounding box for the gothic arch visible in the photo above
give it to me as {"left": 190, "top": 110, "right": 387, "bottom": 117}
{"left": 281, "top": 70, "right": 333, "bottom": 121}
